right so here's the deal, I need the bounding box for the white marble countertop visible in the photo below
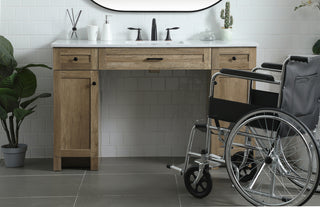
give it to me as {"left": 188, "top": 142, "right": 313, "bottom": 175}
{"left": 51, "top": 40, "right": 258, "bottom": 48}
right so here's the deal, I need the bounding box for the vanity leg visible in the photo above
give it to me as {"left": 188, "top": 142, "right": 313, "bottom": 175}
{"left": 90, "top": 157, "right": 99, "bottom": 171}
{"left": 53, "top": 156, "right": 62, "bottom": 171}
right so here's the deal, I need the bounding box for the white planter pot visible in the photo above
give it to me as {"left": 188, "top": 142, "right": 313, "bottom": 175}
{"left": 221, "top": 29, "right": 232, "bottom": 41}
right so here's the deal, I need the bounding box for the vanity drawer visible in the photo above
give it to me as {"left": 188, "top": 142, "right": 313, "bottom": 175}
{"left": 53, "top": 48, "right": 98, "bottom": 70}
{"left": 99, "top": 48, "right": 211, "bottom": 70}
{"left": 212, "top": 48, "right": 256, "bottom": 70}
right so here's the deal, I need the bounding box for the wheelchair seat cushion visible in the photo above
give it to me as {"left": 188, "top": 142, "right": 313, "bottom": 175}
{"left": 220, "top": 68, "right": 275, "bottom": 81}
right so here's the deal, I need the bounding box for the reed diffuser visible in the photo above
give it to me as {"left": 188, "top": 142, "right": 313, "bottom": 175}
{"left": 67, "top": 8, "right": 82, "bottom": 40}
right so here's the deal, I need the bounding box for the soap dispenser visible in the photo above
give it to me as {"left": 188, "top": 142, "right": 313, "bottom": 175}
{"left": 101, "top": 15, "right": 112, "bottom": 41}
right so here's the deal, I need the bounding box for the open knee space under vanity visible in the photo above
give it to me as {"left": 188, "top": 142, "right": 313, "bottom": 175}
{"left": 52, "top": 40, "right": 257, "bottom": 171}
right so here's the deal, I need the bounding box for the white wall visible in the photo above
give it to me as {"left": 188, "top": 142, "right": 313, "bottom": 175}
{"left": 0, "top": 0, "right": 319, "bottom": 158}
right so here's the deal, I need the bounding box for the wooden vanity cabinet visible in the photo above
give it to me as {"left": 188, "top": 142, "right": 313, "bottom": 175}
{"left": 52, "top": 45, "right": 257, "bottom": 171}
{"left": 53, "top": 48, "right": 99, "bottom": 171}
{"left": 210, "top": 48, "right": 257, "bottom": 156}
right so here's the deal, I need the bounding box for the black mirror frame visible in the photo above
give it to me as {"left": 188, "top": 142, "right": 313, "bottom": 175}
{"left": 90, "top": 0, "right": 222, "bottom": 12}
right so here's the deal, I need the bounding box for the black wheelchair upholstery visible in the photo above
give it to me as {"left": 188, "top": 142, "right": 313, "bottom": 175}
{"left": 220, "top": 68, "right": 275, "bottom": 81}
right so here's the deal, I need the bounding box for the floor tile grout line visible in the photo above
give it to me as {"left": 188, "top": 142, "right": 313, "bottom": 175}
{"left": 0, "top": 174, "right": 85, "bottom": 178}
{"left": 175, "top": 174, "right": 182, "bottom": 207}
{"left": 85, "top": 172, "right": 174, "bottom": 176}
{"left": 73, "top": 170, "right": 87, "bottom": 207}
{"left": 0, "top": 196, "right": 77, "bottom": 200}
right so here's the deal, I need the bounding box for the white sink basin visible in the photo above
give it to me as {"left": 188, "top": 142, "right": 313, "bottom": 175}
{"left": 125, "top": 40, "right": 184, "bottom": 46}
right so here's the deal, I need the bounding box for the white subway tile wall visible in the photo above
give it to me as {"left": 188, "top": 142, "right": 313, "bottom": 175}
{"left": 0, "top": 0, "right": 319, "bottom": 157}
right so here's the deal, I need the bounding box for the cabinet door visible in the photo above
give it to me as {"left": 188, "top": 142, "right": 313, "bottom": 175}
{"left": 210, "top": 48, "right": 256, "bottom": 156}
{"left": 54, "top": 71, "right": 99, "bottom": 170}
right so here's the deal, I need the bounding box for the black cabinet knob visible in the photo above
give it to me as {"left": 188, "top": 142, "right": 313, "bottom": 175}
{"left": 73, "top": 57, "right": 78, "bottom": 61}
{"left": 232, "top": 56, "right": 237, "bottom": 61}
{"left": 92, "top": 81, "right": 97, "bottom": 86}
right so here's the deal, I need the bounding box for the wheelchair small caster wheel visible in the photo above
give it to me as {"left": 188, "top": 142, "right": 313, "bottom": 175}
{"left": 231, "top": 151, "right": 257, "bottom": 182}
{"left": 184, "top": 164, "right": 212, "bottom": 198}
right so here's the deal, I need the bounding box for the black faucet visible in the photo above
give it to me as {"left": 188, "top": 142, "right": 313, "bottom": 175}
{"left": 151, "top": 18, "right": 157, "bottom": 41}
{"left": 165, "top": 27, "right": 180, "bottom": 41}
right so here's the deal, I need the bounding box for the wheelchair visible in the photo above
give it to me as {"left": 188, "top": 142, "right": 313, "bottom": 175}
{"left": 167, "top": 55, "right": 320, "bottom": 206}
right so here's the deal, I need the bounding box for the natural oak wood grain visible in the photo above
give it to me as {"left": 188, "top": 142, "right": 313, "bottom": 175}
{"left": 53, "top": 48, "right": 98, "bottom": 70}
{"left": 53, "top": 70, "right": 99, "bottom": 171}
{"left": 90, "top": 71, "right": 99, "bottom": 171}
{"left": 53, "top": 46, "right": 256, "bottom": 171}
{"left": 99, "top": 48, "right": 211, "bottom": 70}
{"left": 60, "top": 149, "right": 91, "bottom": 157}
{"left": 210, "top": 47, "right": 256, "bottom": 156}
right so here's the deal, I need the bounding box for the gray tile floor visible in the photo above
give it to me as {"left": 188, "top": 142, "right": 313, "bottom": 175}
{"left": 0, "top": 157, "right": 319, "bottom": 206}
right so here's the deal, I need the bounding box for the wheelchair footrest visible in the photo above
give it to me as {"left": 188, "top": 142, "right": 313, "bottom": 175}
{"left": 167, "top": 164, "right": 183, "bottom": 174}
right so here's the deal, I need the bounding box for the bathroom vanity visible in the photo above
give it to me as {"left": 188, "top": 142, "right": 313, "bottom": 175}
{"left": 52, "top": 40, "right": 257, "bottom": 171}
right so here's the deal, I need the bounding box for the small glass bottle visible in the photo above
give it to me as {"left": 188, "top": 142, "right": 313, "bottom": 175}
{"left": 70, "top": 26, "right": 78, "bottom": 40}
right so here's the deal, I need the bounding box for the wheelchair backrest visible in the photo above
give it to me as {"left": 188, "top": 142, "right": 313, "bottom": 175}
{"left": 280, "top": 56, "right": 320, "bottom": 130}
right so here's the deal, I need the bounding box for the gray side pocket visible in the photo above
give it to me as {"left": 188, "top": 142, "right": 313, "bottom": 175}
{"left": 292, "top": 73, "right": 318, "bottom": 116}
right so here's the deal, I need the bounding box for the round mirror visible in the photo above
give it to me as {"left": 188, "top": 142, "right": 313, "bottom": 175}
{"left": 91, "top": 0, "right": 222, "bottom": 12}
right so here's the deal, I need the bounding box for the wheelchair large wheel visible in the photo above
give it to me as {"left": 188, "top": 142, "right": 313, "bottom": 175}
{"left": 225, "top": 109, "right": 320, "bottom": 206}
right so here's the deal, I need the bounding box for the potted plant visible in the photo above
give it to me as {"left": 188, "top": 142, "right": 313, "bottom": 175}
{"left": 0, "top": 35, "right": 51, "bottom": 167}
{"left": 295, "top": 0, "right": 320, "bottom": 54}
{"left": 220, "top": 1, "right": 234, "bottom": 41}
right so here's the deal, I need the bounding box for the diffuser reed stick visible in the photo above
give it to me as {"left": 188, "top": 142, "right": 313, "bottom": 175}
{"left": 67, "top": 8, "right": 82, "bottom": 39}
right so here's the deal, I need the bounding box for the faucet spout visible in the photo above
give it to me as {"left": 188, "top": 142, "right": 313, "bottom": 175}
{"left": 151, "top": 18, "right": 157, "bottom": 41}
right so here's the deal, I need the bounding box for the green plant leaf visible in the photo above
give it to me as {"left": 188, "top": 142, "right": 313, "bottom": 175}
{"left": 20, "top": 93, "right": 51, "bottom": 109}
{"left": 17, "top": 64, "right": 52, "bottom": 71}
{"left": 0, "top": 36, "right": 17, "bottom": 80}
{"left": 313, "top": 39, "right": 320, "bottom": 55}
{"left": 0, "top": 95, "right": 18, "bottom": 112}
{"left": 13, "top": 108, "right": 34, "bottom": 122}
{"left": 0, "top": 88, "right": 18, "bottom": 112}
{"left": 13, "top": 68, "right": 37, "bottom": 98}
{"left": 0, "top": 36, "right": 14, "bottom": 56}
{"left": 0, "top": 88, "right": 18, "bottom": 98}
{"left": 0, "top": 73, "right": 16, "bottom": 88}
{"left": 0, "top": 105, "right": 7, "bottom": 120}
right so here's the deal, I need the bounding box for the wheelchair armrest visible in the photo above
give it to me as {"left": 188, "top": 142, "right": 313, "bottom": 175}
{"left": 220, "top": 68, "right": 275, "bottom": 82}
{"left": 261, "top": 62, "right": 283, "bottom": 70}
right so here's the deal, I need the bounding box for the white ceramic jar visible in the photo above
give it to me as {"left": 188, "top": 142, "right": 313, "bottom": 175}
{"left": 87, "top": 25, "right": 99, "bottom": 41}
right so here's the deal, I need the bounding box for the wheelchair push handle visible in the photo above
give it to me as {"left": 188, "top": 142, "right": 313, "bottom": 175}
{"left": 260, "top": 56, "right": 309, "bottom": 72}
{"left": 290, "top": 56, "right": 309, "bottom": 63}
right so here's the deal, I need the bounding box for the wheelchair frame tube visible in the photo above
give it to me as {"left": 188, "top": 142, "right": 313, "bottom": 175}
{"left": 184, "top": 125, "right": 197, "bottom": 173}
{"left": 248, "top": 58, "right": 290, "bottom": 109}
{"left": 208, "top": 71, "right": 281, "bottom": 166}
{"left": 206, "top": 117, "right": 212, "bottom": 158}
{"left": 210, "top": 72, "right": 280, "bottom": 98}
